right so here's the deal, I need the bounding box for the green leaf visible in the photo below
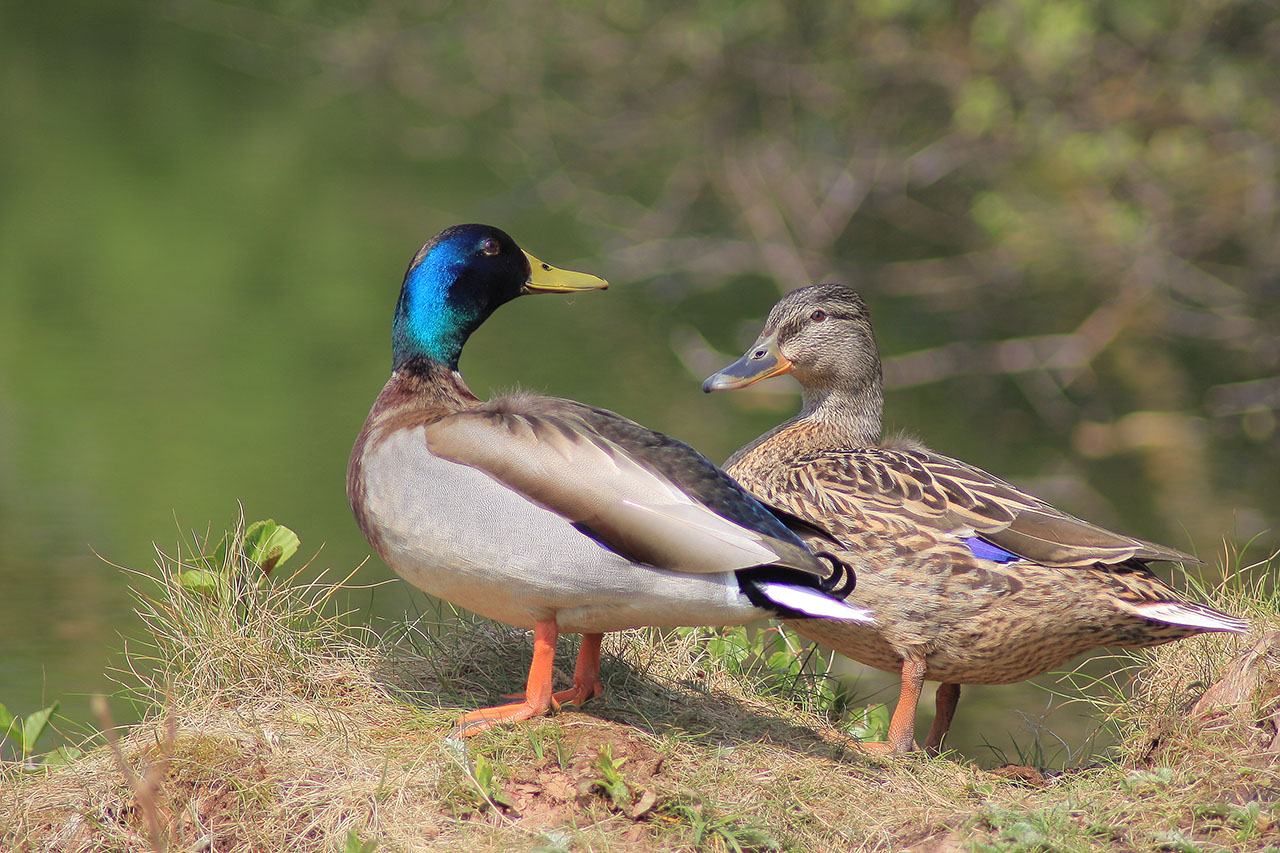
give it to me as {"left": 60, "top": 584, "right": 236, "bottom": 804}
{"left": 340, "top": 828, "right": 377, "bottom": 853}
{"left": 848, "top": 703, "right": 890, "bottom": 742}
{"left": 1123, "top": 767, "right": 1174, "bottom": 792}
{"left": 490, "top": 789, "right": 518, "bottom": 810}
{"left": 213, "top": 532, "right": 230, "bottom": 570}
{"left": 243, "top": 519, "right": 300, "bottom": 577}
{"left": 606, "top": 779, "right": 630, "bottom": 807}
{"left": 470, "top": 755, "right": 515, "bottom": 809}
{"left": 41, "top": 745, "right": 83, "bottom": 767}
{"left": 593, "top": 745, "right": 632, "bottom": 807}
{"left": 473, "top": 754, "right": 494, "bottom": 789}
{"left": 178, "top": 569, "right": 224, "bottom": 595}
{"left": 21, "top": 701, "right": 58, "bottom": 756}
{"left": 0, "top": 702, "right": 15, "bottom": 739}
{"left": 766, "top": 650, "right": 797, "bottom": 673}
{"left": 191, "top": 532, "right": 230, "bottom": 573}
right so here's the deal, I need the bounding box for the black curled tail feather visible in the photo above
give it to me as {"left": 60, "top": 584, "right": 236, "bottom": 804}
{"left": 736, "top": 561, "right": 857, "bottom": 619}
{"left": 816, "top": 551, "right": 856, "bottom": 599}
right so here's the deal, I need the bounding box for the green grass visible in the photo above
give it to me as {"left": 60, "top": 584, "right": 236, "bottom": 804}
{"left": 1, "top": 520, "right": 1277, "bottom": 851}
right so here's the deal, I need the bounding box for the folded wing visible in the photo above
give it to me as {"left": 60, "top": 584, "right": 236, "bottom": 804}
{"left": 425, "top": 395, "right": 826, "bottom": 576}
{"left": 765, "top": 445, "right": 1198, "bottom": 568}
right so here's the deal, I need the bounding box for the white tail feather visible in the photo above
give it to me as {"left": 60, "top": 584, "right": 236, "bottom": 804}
{"left": 757, "top": 582, "right": 876, "bottom": 622}
{"left": 1130, "top": 601, "right": 1249, "bottom": 633}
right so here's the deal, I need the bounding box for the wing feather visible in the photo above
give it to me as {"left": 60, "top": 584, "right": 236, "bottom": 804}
{"left": 424, "top": 396, "right": 825, "bottom": 576}
{"left": 752, "top": 446, "right": 1198, "bottom": 568}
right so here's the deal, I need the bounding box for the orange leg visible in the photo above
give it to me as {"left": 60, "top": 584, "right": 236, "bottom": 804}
{"left": 455, "top": 620, "right": 559, "bottom": 736}
{"left": 857, "top": 655, "right": 925, "bottom": 755}
{"left": 924, "top": 682, "right": 961, "bottom": 753}
{"left": 552, "top": 632, "right": 604, "bottom": 708}
{"left": 500, "top": 632, "right": 606, "bottom": 708}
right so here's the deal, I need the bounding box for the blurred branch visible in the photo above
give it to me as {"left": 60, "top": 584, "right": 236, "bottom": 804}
{"left": 176, "top": 0, "right": 1280, "bottom": 544}
{"left": 1206, "top": 378, "right": 1280, "bottom": 417}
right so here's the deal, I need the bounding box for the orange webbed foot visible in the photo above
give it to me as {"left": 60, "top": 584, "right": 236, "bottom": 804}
{"left": 551, "top": 677, "right": 604, "bottom": 708}
{"left": 850, "top": 738, "right": 919, "bottom": 756}
{"left": 454, "top": 619, "right": 561, "bottom": 737}
{"left": 453, "top": 697, "right": 554, "bottom": 737}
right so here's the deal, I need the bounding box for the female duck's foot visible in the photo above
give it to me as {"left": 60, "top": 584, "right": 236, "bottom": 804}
{"left": 923, "top": 682, "right": 961, "bottom": 754}
{"left": 847, "top": 654, "right": 927, "bottom": 755}
{"left": 852, "top": 737, "right": 919, "bottom": 755}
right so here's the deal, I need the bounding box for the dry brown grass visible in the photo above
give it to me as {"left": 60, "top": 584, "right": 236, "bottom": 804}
{"left": 2, "top": 524, "right": 1278, "bottom": 852}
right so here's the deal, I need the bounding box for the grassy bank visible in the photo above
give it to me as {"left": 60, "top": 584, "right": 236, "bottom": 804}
{"left": 2, "top": 521, "right": 1277, "bottom": 852}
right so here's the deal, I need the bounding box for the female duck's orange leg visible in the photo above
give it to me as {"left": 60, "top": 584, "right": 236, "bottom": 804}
{"left": 857, "top": 654, "right": 925, "bottom": 755}
{"left": 552, "top": 632, "right": 604, "bottom": 707}
{"left": 924, "top": 682, "right": 961, "bottom": 753}
{"left": 455, "top": 619, "right": 560, "bottom": 736}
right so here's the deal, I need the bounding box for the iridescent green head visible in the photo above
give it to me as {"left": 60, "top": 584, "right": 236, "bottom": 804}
{"left": 392, "top": 224, "right": 607, "bottom": 370}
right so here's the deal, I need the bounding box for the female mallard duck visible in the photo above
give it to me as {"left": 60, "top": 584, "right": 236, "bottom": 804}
{"left": 348, "top": 226, "right": 872, "bottom": 735}
{"left": 703, "top": 284, "right": 1248, "bottom": 755}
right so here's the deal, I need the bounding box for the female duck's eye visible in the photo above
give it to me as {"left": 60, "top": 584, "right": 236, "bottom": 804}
{"left": 809, "top": 309, "right": 827, "bottom": 323}
{"left": 480, "top": 238, "right": 500, "bottom": 256}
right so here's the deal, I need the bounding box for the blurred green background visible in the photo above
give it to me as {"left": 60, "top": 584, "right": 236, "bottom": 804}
{"left": 2, "top": 0, "right": 1276, "bottom": 761}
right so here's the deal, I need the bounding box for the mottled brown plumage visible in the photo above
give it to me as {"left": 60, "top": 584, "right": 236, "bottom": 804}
{"left": 705, "top": 284, "right": 1248, "bottom": 755}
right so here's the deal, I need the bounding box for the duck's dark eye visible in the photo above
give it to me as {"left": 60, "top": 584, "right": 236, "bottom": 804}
{"left": 809, "top": 309, "right": 827, "bottom": 323}
{"left": 480, "top": 238, "right": 500, "bottom": 256}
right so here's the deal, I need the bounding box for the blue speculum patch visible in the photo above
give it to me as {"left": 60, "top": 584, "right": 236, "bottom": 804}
{"left": 964, "top": 536, "right": 1022, "bottom": 563}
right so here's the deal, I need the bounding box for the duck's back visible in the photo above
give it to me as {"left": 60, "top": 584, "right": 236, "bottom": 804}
{"left": 725, "top": 424, "right": 1246, "bottom": 684}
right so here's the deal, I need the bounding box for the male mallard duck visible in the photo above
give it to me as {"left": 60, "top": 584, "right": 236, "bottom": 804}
{"left": 703, "top": 284, "right": 1248, "bottom": 755}
{"left": 348, "top": 226, "right": 872, "bottom": 735}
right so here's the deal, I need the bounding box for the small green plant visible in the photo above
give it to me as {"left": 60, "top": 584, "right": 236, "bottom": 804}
{"left": 123, "top": 512, "right": 364, "bottom": 718}
{"left": 1120, "top": 766, "right": 1174, "bottom": 793}
{"left": 530, "top": 829, "right": 575, "bottom": 853}
{"left": 1193, "top": 801, "right": 1265, "bottom": 842}
{"left": 520, "top": 722, "right": 574, "bottom": 770}
{"left": 440, "top": 740, "right": 515, "bottom": 814}
{"left": 179, "top": 518, "right": 299, "bottom": 597}
{"left": 977, "top": 708, "right": 1081, "bottom": 772}
{"left": 976, "top": 804, "right": 1077, "bottom": 853}
{"left": 0, "top": 700, "right": 59, "bottom": 768}
{"left": 240, "top": 519, "right": 301, "bottom": 576}
{"left": 846, "top": 702, "right": 889, "bottom": 743}
{"left": 470, "top": 754, "right": 515, "bottom": 810}
{"left": 659, "top": 794, "right": 782, "bottom": 852}
{"left": 337, "top": 828, "right": 378, "bottom": 853}
{"left": 38, "top": 745, "right": 84, "bottom": 767}
{"left": 525, "top": 725, "right": 547, "bottom": 761}
{"left": 1150, "top": 829, "right": 1203, "bottom": 853}
{"left": 678, "top": 624, "right": 853, "bottom": 717}
{"left": 590, "top": 744, "right": 631, "bottom": 808}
